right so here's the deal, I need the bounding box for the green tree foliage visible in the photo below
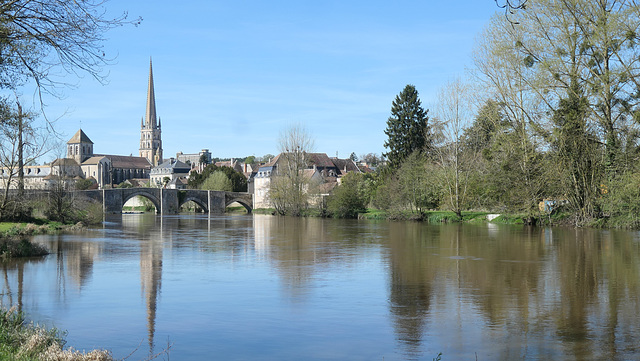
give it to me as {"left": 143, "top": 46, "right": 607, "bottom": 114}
{"left": 602, "top": 172, "right": 640, "bottom": 227}
{"left": 201, "top": 171, "right": 233, "bottom": 191}
{"left": 188, "top": 164, "right": 247, "bottom": 192}
{"left": 397, "top": 151, "right": 440, "bottom": 213}
{"left": 75, "top": 178, "right": 95, "bottom": 190}
{"left": 327, "top": 172, "right": 368, "bottom": 218}
{"left": 461, "top": 100, "right": 507, "bottom": 154}
{"left": 383, "top": 85, "right": 430, "bottom": 169}
{"left": 551, "top": 80, "right": 602, "bottom": 223}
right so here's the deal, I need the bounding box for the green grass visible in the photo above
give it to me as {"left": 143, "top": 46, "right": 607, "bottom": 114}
{"left": 122, "top": 206, "right": 149, "bottom": 212}
{"left": 358, "top": 209, "right": 387, "bottom": 220}
{"left": 0, "top": 220, "right": 89, "bottom": 259}
{"left": 252, "top": 208, "right": 277, "bottom": 215}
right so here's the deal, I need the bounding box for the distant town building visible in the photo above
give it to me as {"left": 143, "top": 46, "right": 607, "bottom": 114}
{"left": 215, "top": 158, "right": 245, "bottom": 174}
{"left": 150, "top": 158, "right": 191, "bottom": 188}
{"left": 176, "top": 149, "right": 211, "bottom": 173}
{"left": 252, "top": 153, "right": 362, "bottom": 209}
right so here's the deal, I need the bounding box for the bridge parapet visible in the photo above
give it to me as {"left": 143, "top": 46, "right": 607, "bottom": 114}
{"left": 73, "top": 188, "right": 253, "bottom": 214}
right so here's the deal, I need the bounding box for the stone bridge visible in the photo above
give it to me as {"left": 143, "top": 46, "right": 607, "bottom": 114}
{"left": 74, "top": 188, "right": 253, "bottom": 214}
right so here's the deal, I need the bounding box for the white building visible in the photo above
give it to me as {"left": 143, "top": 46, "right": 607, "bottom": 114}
{"left": 150, "top": 158, "right": 191, "bottom": 188}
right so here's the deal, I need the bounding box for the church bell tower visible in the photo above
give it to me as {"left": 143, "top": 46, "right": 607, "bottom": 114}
{"left": 140, "top": 58, "right": 163, "bottom": 167}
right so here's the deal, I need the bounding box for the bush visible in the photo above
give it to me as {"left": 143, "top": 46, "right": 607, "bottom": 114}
{"left": 75, "top": 178, "right": 95, "bottom": 190}
{"left": 601, "top": 173, "right": 640, "bottom": 228}
{"left": 327, "top": 173, "right": 368, "bottom": 218}
{"left": 44, "top": 194, "right": 103, "bottom": 225}
{"left": 0, "top": 307, "right": 114, "bottom": 360}
{"left": 0, "top": 198, "right": 34, "bottom": 222}
{"left": 0, "top": 238, "right": 49, "bottom": 259}
{"left": 200, "top": 171, "right": 233, "bottom": 191}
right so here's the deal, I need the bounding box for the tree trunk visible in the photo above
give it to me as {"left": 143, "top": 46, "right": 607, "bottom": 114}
{"left": 17, "top": 102, "right": 24, "bottom": 197}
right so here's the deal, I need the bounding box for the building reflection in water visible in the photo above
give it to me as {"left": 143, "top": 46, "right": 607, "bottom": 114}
{"left": 2, "top": 214, "right": 640, "bottom": 360}
{"left": 122, "top": 214, "right": 164, "bottom": 357}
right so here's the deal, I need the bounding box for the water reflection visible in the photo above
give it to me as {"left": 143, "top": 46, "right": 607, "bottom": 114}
{"left": 0, "top": 215, "right": 639, "bottom": 360}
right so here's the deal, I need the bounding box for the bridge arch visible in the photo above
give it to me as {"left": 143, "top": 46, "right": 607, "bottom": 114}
{"left": 178, "top": 196, "right": 209, "bottom": 213}
{"left": 225, "top": 197, "right": 252, "bottom": 214}
{"left": 122, "top": 190, "right": 161, "bottom": 213}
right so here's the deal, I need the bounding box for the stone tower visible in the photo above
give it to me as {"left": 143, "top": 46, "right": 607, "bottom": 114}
{"left": 67, "top": 129, "right": 94, "bottom": 164}
{"left": 140, "top": 58, "right": 163, "bottom": 167}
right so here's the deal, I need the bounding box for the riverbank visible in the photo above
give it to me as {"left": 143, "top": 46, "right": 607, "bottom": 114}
{"left": 0, "top": 221, "right": 87, "bottom": 259}
{"left": 0, "top": 307, "right": 113, "bottom": 361}
{"left": 253, "top": 207, "right": 574, "bottom": 226}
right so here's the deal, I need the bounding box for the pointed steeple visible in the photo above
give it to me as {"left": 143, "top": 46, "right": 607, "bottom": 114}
{"left": 140, "top": 57, "right": 163, "bottom": 167}
{"left": 145, "top": 58, "right": 157, "bottom": 129}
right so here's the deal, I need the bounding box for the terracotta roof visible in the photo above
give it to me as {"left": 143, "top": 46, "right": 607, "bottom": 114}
{"left": 262, "top": 154, "right": 281, "bottom": 167}
{"left": 95, "top": 154, "right": 151, "bottom": 169}
{"left": 81, "top": 156, "right": 109, "bottom": 165}
{"left": 330, "top": 158, "right": 361, "bottom": 175}
{"left": 67, "top": 129, "right": 93, "bottom": 144}
{"left": 51, "top": 158, "right": 80, "bottom": 167}
{"left": 307, "top": 153, "right": 335, "bottom": 168}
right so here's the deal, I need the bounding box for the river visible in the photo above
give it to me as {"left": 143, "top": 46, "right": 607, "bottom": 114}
{"left": 1, "top": 214, "right": 640, "bottom": 360}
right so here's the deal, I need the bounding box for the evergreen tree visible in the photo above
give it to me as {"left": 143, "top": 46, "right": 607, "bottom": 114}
{"left": 383, "top": 84, "right": 430, "bottom": 168}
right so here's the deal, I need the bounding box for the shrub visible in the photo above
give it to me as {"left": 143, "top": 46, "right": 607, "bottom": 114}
{"left": 327, "top": 173, "right": 368, "bottom": 218}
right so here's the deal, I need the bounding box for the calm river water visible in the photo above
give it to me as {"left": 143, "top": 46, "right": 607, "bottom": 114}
{"left": 1, "top": 214, "right": 640, "bottom": 360}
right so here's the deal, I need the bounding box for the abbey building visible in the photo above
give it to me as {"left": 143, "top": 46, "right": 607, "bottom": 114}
{"left": 0, "top": 59, "right": 164, "bottom": 190}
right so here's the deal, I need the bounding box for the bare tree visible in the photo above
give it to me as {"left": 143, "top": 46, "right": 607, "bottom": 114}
{"left": 0, "top": 0, "right": 141, "bottom": 99}
{"left": 495, "top": 0, "right": 528, "bottom": 23}
{"left": 0, "top": 96, "right": 49, "bottom": 219}
{"left": 269, "top": 123, "right": 315, "bottom": 216}
{"left": 433, "top": 78, "right": 474, "bottom": 218}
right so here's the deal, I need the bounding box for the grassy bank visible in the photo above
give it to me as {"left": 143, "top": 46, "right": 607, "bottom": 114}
{"left": 0, "top": 220, "right": 87, "bottom": 259}
{"left": 358, "top": 210, "right": 494, "bottom": 223}
{"left": 0, "top": 307, "right": 113, "bottom": 361}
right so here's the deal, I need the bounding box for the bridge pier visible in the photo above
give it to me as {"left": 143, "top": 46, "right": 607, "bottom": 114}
{"left": 161, "top": 189, "right": 180, "bottom": 214}
{"left": 208, "top": 190, "right": 226, "bottom": 214}
{"left": 103, "top": 189, "right": 124, "bottom": 214}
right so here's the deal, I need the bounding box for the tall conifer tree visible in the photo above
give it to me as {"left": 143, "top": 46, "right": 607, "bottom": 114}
{"left": 383, "top": 84, "right": 430, "bottom": 169}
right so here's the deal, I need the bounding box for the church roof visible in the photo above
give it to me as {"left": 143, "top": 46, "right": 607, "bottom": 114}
{"left": 51, "top": 158, "right": 80, "bottom": 167}
{"left": 67, "top": 129, "right": 93, "bottom": 144}
{"left": 81, "top": 156, "right": 110, "bottom": 165}
{"left": 94, "top": 154, "right": 152, "bottom": 169}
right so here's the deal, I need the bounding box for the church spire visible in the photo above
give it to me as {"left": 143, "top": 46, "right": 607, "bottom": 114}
{"left": 140, "top": 57, "right": 163, "bottom": 167}
{"left": 145, "top": 58, "right": 157, "bottom": 129}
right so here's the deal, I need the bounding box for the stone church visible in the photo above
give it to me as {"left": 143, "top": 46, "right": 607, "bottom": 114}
{"left": 1, "top": 59, "right": 165, "bottom": 190}
{"left": 63, "top": 59, "right": 164, "bottom": 188}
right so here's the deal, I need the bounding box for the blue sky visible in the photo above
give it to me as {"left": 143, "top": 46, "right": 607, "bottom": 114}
{"left": 31, "top": 0, "right": 499, "bottom": 161}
